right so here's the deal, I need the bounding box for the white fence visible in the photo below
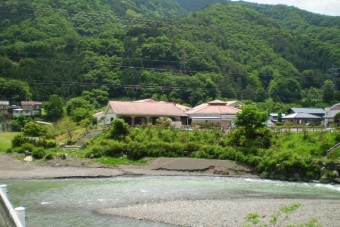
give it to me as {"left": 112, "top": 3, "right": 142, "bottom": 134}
{"left": 0, "top": 185, "right": 25, "bottom": 227}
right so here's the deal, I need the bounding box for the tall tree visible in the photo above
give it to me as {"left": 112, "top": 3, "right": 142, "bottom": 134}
{"left": 322, "top": 80, "right": 335, "bottom": 104}
{"left": 44, "top": 95, "right": 64, "bottom": 122}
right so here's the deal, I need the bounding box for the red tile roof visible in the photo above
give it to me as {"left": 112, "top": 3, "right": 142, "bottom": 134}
{"left": 108, "top": 100, "right": 187, "bottom": 117}
{"left": 186, "top": 100, "right": 241, "bottom": 115}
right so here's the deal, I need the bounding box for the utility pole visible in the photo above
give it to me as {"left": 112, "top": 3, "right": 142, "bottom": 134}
{"left": 179, "top": 48, "right": 187, "bottom": 75}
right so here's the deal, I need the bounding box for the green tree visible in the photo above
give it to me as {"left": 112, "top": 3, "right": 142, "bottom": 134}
{"left": 11, "top": 115, "right": 31, "bottom": 132}
{"left": 54, "top": 118, "right": 78, "bottom": 143}
{"left": 81, "top": 89, "right": 109, "bottom": 108}
{"left": 110, "top": 118, "right": 130, "bottom": 140}
{"left": 0, "top": 77, "right": 32, "bottom": 103}
{"left": 22, "top": 121, "right": 47, "bottom": 137}
{"left": 235, "top": 105, "right": 268, "bottom": 139}
{"left": 66, "top": 97, "right": 94, "bottom": 123}
{"left": 228, "top": 105, "right": 271, "bottom": 148}
{"left": 44, "top": 94, "right": 64, "bottom": 122}
{"left": 322, "top": 80, "right": 335, "bottom": 104}
{"left": 269, "top": 77, "right": 302, "bottom": 103}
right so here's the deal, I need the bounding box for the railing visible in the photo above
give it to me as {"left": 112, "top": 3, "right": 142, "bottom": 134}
{"left": 0, "top": 185, "right": 25, "bottom": 227}
{"left": 327, "top": 143, "right": 340, "bottom": 156}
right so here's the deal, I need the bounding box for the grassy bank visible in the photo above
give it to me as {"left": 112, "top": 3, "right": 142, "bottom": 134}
{"left": 0, "top": 132, "right": 19, "bottom": 152}
{"left": 80, "top": 126, "right": 339, "bottom": 181}
{"left": 7, "top": 122, "right": 340, "bottom": 181}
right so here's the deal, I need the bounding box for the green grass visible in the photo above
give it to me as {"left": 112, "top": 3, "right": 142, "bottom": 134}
{"left": 99, "top": 156, "right": 149, "bottom": 166}
{"left": 272, "top": 132, "right": 338, "bottom": 157}
{"left": 0, "top": 132, "right": 19, "bottom": 152}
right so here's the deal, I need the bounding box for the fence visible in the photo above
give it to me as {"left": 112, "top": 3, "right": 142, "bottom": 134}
{"left": 0, "top": 185, "right": 25, "bottom": 227}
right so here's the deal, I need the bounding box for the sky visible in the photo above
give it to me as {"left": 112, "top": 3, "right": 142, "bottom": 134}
{"left": 235, "top": 0, "right": 340, "bottom": 16}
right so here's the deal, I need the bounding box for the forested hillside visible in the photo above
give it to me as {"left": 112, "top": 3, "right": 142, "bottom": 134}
{"left": 0, "top": 0, "right": 339, "bottom": 109}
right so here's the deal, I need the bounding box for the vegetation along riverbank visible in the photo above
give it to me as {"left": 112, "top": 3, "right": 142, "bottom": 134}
{"left": 0, "top": 0, "right": 339, "bottom": 183}
{"left": 1, "top": 105, "right": 339, "bottom": 183}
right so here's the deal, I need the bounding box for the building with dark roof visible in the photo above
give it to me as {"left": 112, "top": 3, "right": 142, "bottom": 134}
{"left": 288, "top": 107, "right": 325, "bottom": 118}
{"left": 282, "top": 112, "right": 322, "bottom": 125}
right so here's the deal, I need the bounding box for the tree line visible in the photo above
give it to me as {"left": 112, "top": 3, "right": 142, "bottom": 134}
{"left": 0, "top": 0, "right": 339, "bottom": 110}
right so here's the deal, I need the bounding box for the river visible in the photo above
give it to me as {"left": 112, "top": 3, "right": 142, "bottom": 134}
{"left": 1, "top": 176, "right": 340, "bottom": 227}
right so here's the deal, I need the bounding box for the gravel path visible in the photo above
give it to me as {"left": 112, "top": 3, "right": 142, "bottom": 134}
{"left": 97, "top": 198, "right": 340, "bottom": 227}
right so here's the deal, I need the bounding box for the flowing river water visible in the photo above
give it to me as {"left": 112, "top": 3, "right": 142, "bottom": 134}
{"left": 1, "top": 176, "right": 340, "bottom": 227}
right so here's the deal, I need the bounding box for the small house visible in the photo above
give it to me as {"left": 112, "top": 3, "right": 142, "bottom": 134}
{"left": 13, "top": 101, "right": 43, "bottom": 117}
{"left": 324, "top": 103, "right": 340, "bottom": 126}
{"left": 186, "top": 100, "right": 241, "bottom": 130}
{"left": 288, "top": 107, "right": 325, "bottom": 118}
{"left": 282, "top": 112, "right": 321, "bottom": 125}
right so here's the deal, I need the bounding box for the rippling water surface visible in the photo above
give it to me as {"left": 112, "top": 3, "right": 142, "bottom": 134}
{"left": 2, "top": 176, "right": 340, "bottom": 227}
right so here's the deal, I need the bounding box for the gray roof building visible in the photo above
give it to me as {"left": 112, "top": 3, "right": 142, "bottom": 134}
{"left": 288, "top": 107, "right": 325, "bottom": 117}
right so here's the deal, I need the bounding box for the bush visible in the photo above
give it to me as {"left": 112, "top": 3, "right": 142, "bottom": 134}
{"left": 43, "top": 140, "right": 57, "bottom": 148}
{"left": 12, "top": 146, "right": 25, "bottom": 154}
{"left": 44, "top": 153, "right": 54, "bottom": 160}
{"left": 12, "top": 134, "right": 28, "bottom": 147}
{"left": 32, "top": 148, "right": 46, "bottom": 159}
{"left": 84, "top": 145, "right": 105, "bottom": 158}
{"left": 21, "top": 143, "right": 34, "bottom": 153}
{"left": 111, "top": 118, "right": 130, "bottom": 140}
{"left": 104, "top": 141, "right": 126, "bottom": 157}
{"left": 127, "top": 141, "right": 147, "bottom": 160}
{"left": 218, "top": 146, "right": 238, "bottom": 160}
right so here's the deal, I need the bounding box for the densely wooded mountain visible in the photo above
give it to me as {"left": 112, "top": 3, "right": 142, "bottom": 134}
{"left": 0, "top": 0, "right": 339, "bottom": 108}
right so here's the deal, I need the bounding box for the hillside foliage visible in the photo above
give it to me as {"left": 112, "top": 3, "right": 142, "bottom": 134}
{"left": 0, "top": 0, "right": 339, "bottom": 110}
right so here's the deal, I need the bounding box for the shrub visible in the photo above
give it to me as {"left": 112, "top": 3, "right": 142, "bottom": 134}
{"left": 218, "top": 146, "right": 237, "bottom": 160}
{"left": 32, "top": 148, "right": 46, "bottom": 159}
{"left": 12, "top": 146, "right": 25, "bottom": 154}
{"left": 84, "top": 146, "right": 105, "bottom": 158}
{"left": 12, "top": 134, "right": 28, "bottom": 148}
{"left": 104, "top": 141, "right": 126, "bottom": 157}
{"left": 127, "top": 141, "right": 147, "bottom": 160}
{"left": 111, "top": 118, "right": 130, "bottom": 140}
{"left": 43, "top": 140, "right": 57, "bottom": 148}
{"left": 44, "top": 153, "right": 54, "bottom": 160}
{"left": 21, "top": 143, "right": 34, "bottom": 153}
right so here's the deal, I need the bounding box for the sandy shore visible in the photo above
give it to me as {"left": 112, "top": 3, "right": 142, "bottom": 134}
{"left": 97, "top": 198, "right": 340, "bottom": 227}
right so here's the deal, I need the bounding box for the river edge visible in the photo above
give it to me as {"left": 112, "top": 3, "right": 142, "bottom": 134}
{"left": 0, "top": 153, "right": 258, "bottom": 180}
{"left": 1, "top": 153, "right": 340, "bottom": 226}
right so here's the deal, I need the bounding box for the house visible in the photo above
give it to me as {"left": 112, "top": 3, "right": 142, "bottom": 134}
{"left": 13, "top": 101, "right": 43, "bottom": 117}
{"left": 288, "top": 107, "right": 325, "bottom": 118}
{"left": 0, "top": 101, "right": 10, "bottom": 132}
{"left": 269, "top": 113, "right": 286, "bottom": 123}
{"left": 100, "top": 99, "right": 188, "bottom": 127}
{"left": 282, "top": 112, "right": 322, "bottom": 125}
{"left": 324, "top": 103, "right": 340, "bottom": 126}
{"left": 186, "top": 100, "right": 241, "bottom": 130}
{"left": 0, "top": 101, "right": 10, "bottom": 117}
{"left": 93, "top": 111, "right": 105, "bottom": 126}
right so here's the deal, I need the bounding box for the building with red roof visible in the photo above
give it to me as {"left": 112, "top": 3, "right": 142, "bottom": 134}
{"left": 101, "top": 99, "right": 188, "bottom": 127}
{"left": 186, "top": 100, "right": 241, "bottom": 130}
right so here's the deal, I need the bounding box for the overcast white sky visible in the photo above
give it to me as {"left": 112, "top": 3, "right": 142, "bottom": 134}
{"left": 235, "top": 0, "right": 340, "bottom": 16}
